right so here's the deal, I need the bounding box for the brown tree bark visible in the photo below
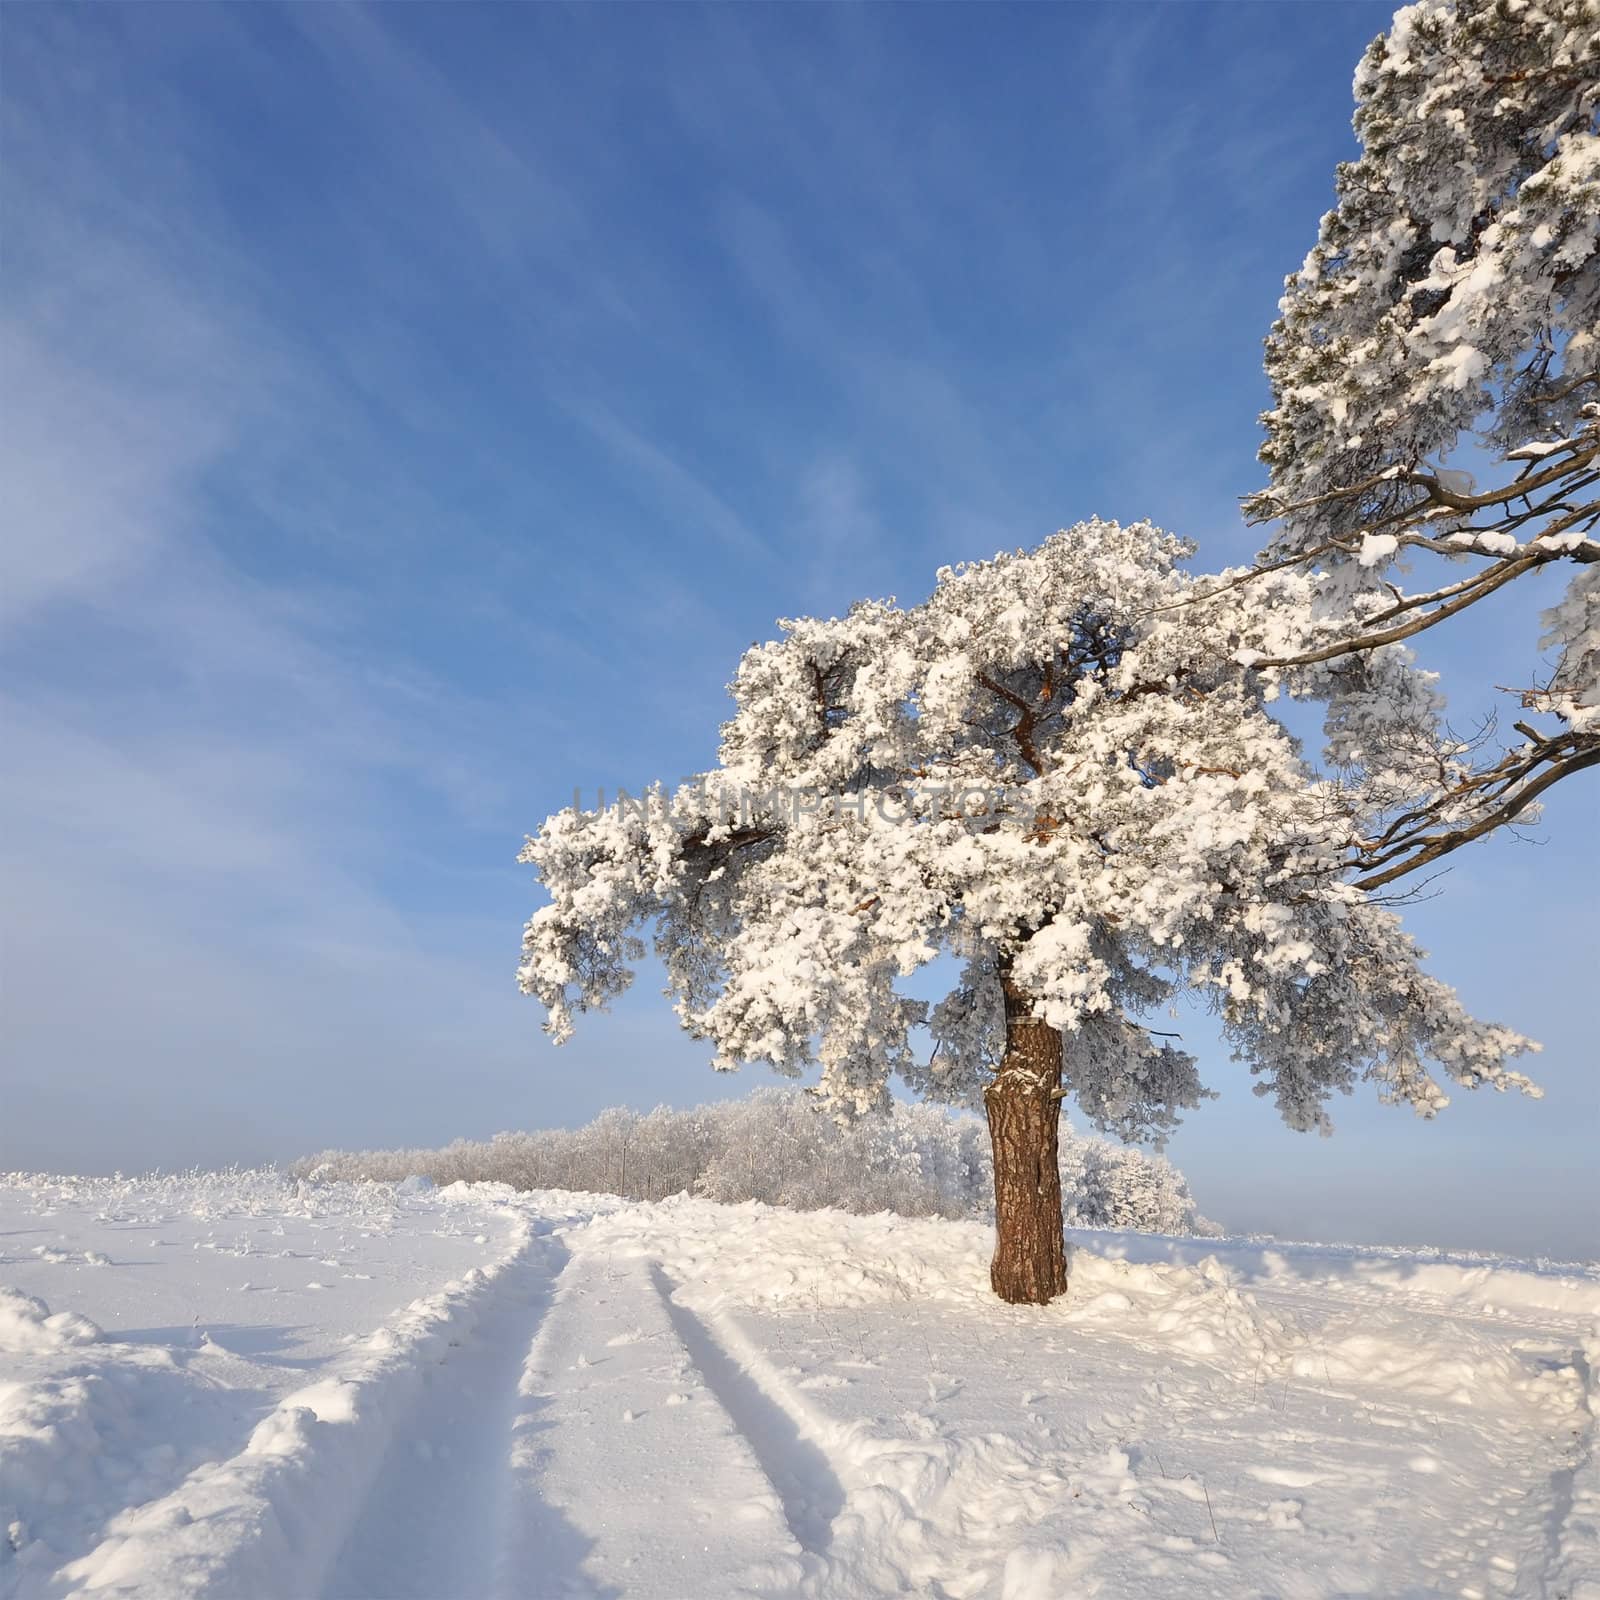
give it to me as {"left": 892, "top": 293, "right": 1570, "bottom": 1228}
{"left": 983, "top": 967, "right": 1069, "bottom": 1304}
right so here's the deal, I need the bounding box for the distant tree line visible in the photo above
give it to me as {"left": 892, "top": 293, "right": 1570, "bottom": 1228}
{"left": 292, "top": 1089, "right": 1217, "bottom": 1237}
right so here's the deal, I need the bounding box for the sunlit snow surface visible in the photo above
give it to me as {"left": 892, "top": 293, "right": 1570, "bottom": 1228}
{"left": 1, "top": 1172, "right": 1595, "bottom": 1599}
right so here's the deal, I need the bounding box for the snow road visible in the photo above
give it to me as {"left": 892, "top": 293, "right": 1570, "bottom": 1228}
{"left": 2, "top": 1174, "right": 1596, "bottom": 1600}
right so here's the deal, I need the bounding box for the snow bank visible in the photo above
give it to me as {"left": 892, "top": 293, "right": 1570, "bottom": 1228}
{"left": 571, "top": 1195, "right": 1285, "bottom": 1367}
{"left": 3, "top": 1368, "right": 146, "bottom": 1585}
{"left": 1073, "top": 1227, "right": 1600, "bottom": 1319}
{"left": 0, "top": 1288, "right": 101, "bottom": 1354}
{"left": 0, "top": 1344, "right": 189, "bottom": 1593}
{"left": 1289, "top": 1326, "right": 1588, "bottom": 1410}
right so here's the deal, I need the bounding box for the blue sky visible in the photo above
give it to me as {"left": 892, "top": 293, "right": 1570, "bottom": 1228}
{"left": 3, "top": 2, "right": 1594, "bottom": 1260}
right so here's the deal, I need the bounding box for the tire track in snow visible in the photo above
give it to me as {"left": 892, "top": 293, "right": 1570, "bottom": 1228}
{"left": 648, "top": 1264, "right": 844, "bottom": 1554}
{"left": 49, "top": 1210, "right": 566, "bottom": 1600}
{"left": 319, "top": 1233, "right": 570, "bottom": 1600}
{"left": 497, "top": 1249, "right": 809, "bottom": 1600}
{"left": 643, "top": 1289, "right": 1131, "bottom": 1600}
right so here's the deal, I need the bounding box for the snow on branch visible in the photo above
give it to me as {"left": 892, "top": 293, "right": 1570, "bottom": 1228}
{"left": 1239, "top": 0, "right": 1600, "bottom": 871}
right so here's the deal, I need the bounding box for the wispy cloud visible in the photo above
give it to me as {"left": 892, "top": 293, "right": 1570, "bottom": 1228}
{"left": 0, "top": 13, "right": 562, "bottom": 1167}
{"left": 558, "top": 393, "right": 775, "bottom": 567}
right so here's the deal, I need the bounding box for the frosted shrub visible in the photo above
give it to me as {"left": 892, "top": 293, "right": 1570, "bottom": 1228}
{"left": 291, "top": 1089, "right": 1213, "bottom": 1234}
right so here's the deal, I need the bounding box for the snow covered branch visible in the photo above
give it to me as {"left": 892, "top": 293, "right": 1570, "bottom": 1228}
{"left": 1238, "top": 0, "right": 1600, "bottom": 876}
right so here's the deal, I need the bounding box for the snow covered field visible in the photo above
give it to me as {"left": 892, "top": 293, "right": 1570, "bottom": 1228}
{"left": 2, "top": 1173, "right": 1596, "bottom": 1600}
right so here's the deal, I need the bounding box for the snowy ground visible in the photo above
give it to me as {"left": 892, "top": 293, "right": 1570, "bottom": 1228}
{"left": 1, "top": 1173, "right": 1596, "bottom": 1600}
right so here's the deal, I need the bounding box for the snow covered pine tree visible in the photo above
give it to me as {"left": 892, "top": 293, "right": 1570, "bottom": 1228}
{"left": 518, "top": 521, "right": 1536, "bottom": 1303}
{"left": 1243, "top": 0, "right": 1600, "bottom": 884}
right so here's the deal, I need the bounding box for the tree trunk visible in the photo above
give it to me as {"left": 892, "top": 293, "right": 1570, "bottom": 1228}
{"left": 983, "top": 968, "right": 1069, "bottom": 1305}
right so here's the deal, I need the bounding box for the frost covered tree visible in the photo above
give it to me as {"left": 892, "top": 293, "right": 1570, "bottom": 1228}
{"left": 1242, "top": 0, "right": 1599, "bottom": 885}
{"left": 292, "top": 1090, "right": 1211, "bottom": 1230}
{"left": 1059, "top": 1136, "right": 1213, "bottom": 1237}
{"left": 518, "top": 521, "right": 1536, "bottom": 1303}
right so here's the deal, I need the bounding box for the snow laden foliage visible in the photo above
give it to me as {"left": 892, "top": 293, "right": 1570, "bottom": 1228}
{"left": 1244, "top": 0, "right": 1600, "bottom": 871}
{"left": 290, "top": 1091, "right": 1216, "bottom": 1236}
{"left": 519, "top": 521, "right": 1537, "bottom": 1140}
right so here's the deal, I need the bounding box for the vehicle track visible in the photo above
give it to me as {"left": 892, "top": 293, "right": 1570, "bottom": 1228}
{"left": 48, "top": 1213, "right": 566, "bottom": 1600}
{"left": 649, "top": 1264, "right": 844, "bottom": 1555}
{"left": 320, "top": 1234, "right": 570, "bottom": 1600}
{"left": 497, "top": 1249, "right": 807, "bottom": 1600}
{"left": 301, "top": 1227, "right": 835, "bottom": 1600}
